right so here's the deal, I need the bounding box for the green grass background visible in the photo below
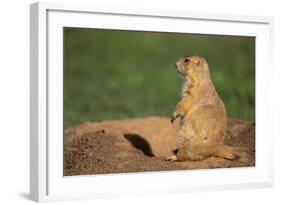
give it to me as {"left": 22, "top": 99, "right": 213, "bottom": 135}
{"left": 63, "top": 28, "right": 255, "bottom": 128}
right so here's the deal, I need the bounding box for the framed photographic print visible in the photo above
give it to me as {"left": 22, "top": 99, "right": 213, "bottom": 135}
{"left": 30, "top": 1, "right": 274, "bottom": 202}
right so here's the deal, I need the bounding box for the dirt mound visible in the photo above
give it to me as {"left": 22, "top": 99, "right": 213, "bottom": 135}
{"left": 64, "top": 117, "right": 255, "bottom": 176}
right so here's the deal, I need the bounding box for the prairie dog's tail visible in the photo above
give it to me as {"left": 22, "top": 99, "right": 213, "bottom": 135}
{"left": 214, "top": 146, "right": 249, "bottom": 162}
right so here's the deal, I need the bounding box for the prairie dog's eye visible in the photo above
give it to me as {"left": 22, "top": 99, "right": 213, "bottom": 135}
{"left": 184, "top": 58, "right": 190, "bottom": 63}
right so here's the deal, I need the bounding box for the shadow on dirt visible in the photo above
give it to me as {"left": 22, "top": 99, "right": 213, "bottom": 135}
{"left": 124, "top": 133, "right": 154, "bottom": 157}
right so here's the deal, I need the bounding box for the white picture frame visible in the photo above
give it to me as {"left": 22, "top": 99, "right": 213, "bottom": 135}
{"left": 30, "top": 1, "right": 274, "bottom": 202}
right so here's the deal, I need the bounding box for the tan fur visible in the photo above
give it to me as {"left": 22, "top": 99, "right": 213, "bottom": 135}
{"left": 213, "top": 146, "right": 236, "bottom": 160}
{"left": 167, "top": 55, "right": 235, "bottom": 161}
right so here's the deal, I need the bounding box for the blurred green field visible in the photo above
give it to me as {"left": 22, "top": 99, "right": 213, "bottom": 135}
{"left": 63, "top": 28, "right": 255, "bottom": 128}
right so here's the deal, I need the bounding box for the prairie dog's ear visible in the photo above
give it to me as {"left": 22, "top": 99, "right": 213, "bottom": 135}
{"left": 193, "top": 58, "right": 202, "bottom": 71}
{"left": 195, "top": 59, "right": 201, "bottom": 66}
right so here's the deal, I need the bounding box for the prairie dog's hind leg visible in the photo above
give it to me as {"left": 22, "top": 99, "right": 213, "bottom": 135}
{"left": 165, "top": 154, "right": 178, "bottom": 161}
{"left": 213, "top": 146, "right": 236, "bottom": 160}
{"left": 165, "top": 149, "right": 178, "bottom": 161}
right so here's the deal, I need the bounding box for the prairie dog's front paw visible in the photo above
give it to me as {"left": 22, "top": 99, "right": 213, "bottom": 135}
{"left": 170, "top": 111, "right": 178, "bottom": 123}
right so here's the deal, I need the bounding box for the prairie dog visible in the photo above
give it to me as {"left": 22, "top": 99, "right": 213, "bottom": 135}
{"left": 167, "top": 55, "right": 235, "bottom": 161}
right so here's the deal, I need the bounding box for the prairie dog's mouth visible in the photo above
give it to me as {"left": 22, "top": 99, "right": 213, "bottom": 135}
{"left": 176, "top": 65, "right": 185, "bottom": 77}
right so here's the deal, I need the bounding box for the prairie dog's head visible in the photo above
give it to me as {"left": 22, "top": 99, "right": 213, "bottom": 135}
{"left": 175, "top": 55, "right": 209, "bottom": 79}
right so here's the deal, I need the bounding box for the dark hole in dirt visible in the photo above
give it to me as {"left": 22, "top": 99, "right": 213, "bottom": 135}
{"left": 124, "top": 134, "right": 155, "bottom": 157}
